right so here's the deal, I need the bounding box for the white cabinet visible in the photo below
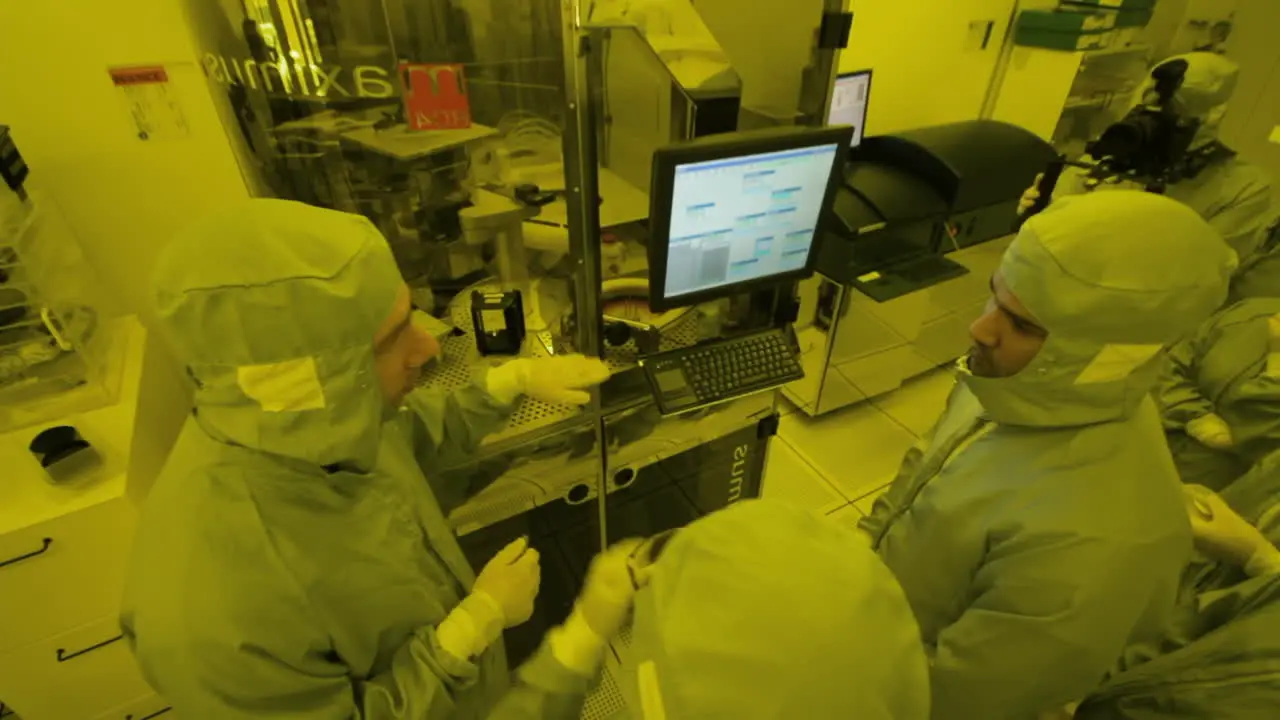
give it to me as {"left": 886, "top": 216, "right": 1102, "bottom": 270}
{"left": 0, "top": 319, "right": 162, "bottom": 719}
{"left": 0, "top": 498, "right": 136, "bottom": 654}
{"left": 0, "top": 617, "right": 153, "bottom": 719}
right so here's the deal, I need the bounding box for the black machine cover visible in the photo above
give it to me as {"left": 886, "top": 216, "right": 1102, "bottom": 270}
{"left": 854, "top": 120, "right": 1060, "bottom": 213}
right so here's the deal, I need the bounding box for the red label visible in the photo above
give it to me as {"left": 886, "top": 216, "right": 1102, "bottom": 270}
{"left": 400, "top": 63, "right": 472, "bottom": 131}
{"left": 109, "top": 66, "right": 169, "bottom": 86}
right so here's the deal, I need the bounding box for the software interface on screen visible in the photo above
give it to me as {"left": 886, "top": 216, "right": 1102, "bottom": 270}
{"left": 828, "top": 72, "right": 871, "bottom": 147}
{"left": 663, "top": 144, "right": 839, "bottom": 299}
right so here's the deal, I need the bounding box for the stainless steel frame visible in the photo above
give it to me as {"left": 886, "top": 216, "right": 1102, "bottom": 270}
{"left": 559, "top": 0, "right": 611, "bottom": 550}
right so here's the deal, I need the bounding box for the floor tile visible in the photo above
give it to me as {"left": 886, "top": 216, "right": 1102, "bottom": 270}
{"left": 871, "top": 366, "right": 956, "bottom": 438}
{"left": 825, "top": 502, "right": 863, "bottom": 532}
{"left": 854, "top": 483, "right": 893, "bottom": 516}
{"left": 761, "top": 437, "right": 848, "bottom": 515}
{"left": 776, "top": 393, "right": 800, "bottom": 417}
{"left": 778, "top": 401, "right": 915, "bottom": 503}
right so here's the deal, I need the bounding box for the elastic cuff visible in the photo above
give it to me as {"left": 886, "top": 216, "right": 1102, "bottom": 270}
{"left": 1245, "top": 546, "right": 1280, "bottom": 577}
{"left": 485, "top": 360, "right": 527, "bottom": 405}
{"left": 437, "top": 592, "right": 506, "bottom": 661}
{"left": 548, "top": 608, "right": 609, "bottom": 677}
{"left": 463, "top": 591, "right": 507, "bottom": 647}
{"left": 436, "top": 606, "right": 481, "bottom": 662}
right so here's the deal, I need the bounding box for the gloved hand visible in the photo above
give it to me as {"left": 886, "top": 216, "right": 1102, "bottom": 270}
{"left": 1187, "top": 412, "right": 1234, "bottom": 449}
{"left": 547, "top": 539, "right": 648, "bottom": 676}
{"left": 437, "top": 537, "right": 541, "bottom": 662}
{"left": 473, "top": 536, "right": 541, "bottom": 628}
{"left": 487, "top": 354, "right": 611, "bottom": 406}
{"left": 1018, "top": 173, "right": 1044, "bottom": 217}
{"left": 577, "top": 538, "right": 648, "bottom": 639}
{"left": 1184, "top": 485, "right": 1270, "bottom": 568}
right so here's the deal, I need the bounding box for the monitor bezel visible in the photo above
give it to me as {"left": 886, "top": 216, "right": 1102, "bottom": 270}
{"left": 647, "top": 126, "right": 854, "bottom": 313}
{"left": 831, "top": 69, "right": 873, "bottom": 146}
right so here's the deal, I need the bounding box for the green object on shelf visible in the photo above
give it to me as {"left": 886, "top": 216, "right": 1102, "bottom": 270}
{"left": 1015, "top": 25, "right": 1114, "bottom": 52}
{"left": 1063, "top": 0, "right": 1158, "bottom": 9}
{"left": 1018, "top": 8, "right": 1116, "bottom": 33}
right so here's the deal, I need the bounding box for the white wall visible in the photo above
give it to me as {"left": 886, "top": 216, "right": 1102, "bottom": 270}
{"left": 1222, "top": 0, "right": 1280, "bottom": 203}
{"left": 0, "top": 1, "right": 248, "bottom": 319}
{"left": 1142, "top": 0, "right": 1191, "bottom": 59}
{"left": 839, "top": 0, "right": 1018, "bottom": 136}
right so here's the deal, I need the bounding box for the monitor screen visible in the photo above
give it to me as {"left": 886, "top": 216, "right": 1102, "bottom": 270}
{"left": 661, "top": 144, "right": 841, "bottom": 301}
{"left": 828, "top": 71, "right": 872, "bottom": 147}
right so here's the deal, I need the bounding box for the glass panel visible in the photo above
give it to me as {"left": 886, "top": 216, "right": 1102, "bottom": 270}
{"left": 185, "top": 0, "right": 584, "bottom": 436}
{"left": 1053, "top": 46, "right": 1153, "bottom": 158}
{"left": 185, "top": 0, "right": 832, "bottom": 677}
{"left": 185, "top": 0, "right": 598, "bottom": 666}
{"left": 692, "top": 0, "right": 839, "bottom": 128}
{"left": 0, "top": 191, "right": 127, "bottom": 431}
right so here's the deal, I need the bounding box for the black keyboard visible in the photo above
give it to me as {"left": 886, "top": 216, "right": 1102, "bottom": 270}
{"left": 640, "top": 328, "right": 803, "bottom": 415}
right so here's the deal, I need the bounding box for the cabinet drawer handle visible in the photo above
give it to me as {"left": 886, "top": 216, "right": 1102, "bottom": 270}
{"left": 127, "top": 708, "right": 171, "bottom": 720}
{"left": 56, "top": 633, "right": 124, "bottom": 662}
{"left": 0, "top": 537, "right": 53, "bottom": 569}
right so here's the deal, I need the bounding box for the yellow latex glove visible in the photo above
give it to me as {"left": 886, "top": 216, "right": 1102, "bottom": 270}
{"left": 1187, "top": 413, "right": 1234, "bottom": 450}
{"left": 1184, "top": 485, "right": 1270, "bottom": 568}
{"left": 487, "top": 354, "right": 611, "bottom": 406}
{"left": 473, "top": 537, "right": 541, "bottom": 628}
{"left": 1018, "top": 173, "right": 1044, "bottom": 217}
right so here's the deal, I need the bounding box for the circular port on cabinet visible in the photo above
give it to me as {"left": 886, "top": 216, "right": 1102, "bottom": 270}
{"left": 613, "top": 467, "right": 636, "bottom": 489}
{"left": 566, "top": 483, "right": 592, "bottom": 505}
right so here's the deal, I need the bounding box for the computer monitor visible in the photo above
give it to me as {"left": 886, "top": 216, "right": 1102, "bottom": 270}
{"left": 828, "top": 70, "right": 873, "bottom": 148}
{"left": 647, "top": 126, "right": 853, "bottom": 312}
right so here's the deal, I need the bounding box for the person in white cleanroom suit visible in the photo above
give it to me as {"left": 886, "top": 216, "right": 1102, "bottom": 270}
{"left": 610, "top": 500, "right": 930, "bottom": 720}
{"left": 1021, "top": 52, "right": 1276, "bottom": 288}
{"left": 860, "top": 191, "right": 1236, "bottom": 720}
{"left": 120, "top": 198, "right": 612, "bottom": 719}
{"left": 485, "top": 500, "right": 933, "bottom": 719}
{"left": 1156, "top": 297, "right": 1280, "bottom": 491}
{"left": 1075, "top": 462, "right": 1280, "bottom": 718}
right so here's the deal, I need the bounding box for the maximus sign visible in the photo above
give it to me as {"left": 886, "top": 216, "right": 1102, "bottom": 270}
{"left": 202, "top": 53, "right": 398, "bottom": 99}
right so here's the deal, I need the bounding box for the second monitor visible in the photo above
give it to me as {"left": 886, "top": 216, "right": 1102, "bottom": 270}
{"left": 647, "top": 126, "right": 854, "bottom": 312}
{"left": 828, "top": 70, "right": 873, "bottom": 148}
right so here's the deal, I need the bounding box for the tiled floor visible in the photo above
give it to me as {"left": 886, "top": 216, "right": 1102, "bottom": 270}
{"left": 763, "top": 366, "right": 956, "bottom": 521}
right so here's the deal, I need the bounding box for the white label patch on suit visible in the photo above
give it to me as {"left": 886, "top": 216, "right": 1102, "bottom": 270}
{"left": 1266, "top": 315, "right": 1280, "bottom": 377}
{"left": 637, "top": 661, "right": 668, "bottom": 720}
{"left": 1074, "top": 344, "right": 1163, "bottom": 385}
{"left": 238, "top": 357, "right": 327, "bottom": 412}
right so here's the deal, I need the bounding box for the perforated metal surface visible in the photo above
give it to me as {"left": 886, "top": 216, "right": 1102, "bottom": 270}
{"left": 580, "top": 664, "right": 628, "bottom": 720}
{"left": 425, "top": 288, "right": 776, "bottom": 535}
{"left": 601, "top": 306, "right": 701, "bottom": 371}
{"left": 449, "top": 391, "right": 773, "bottom": 535}
{"left": 614, "top": 623, "right": 633, "bottom": 651}
{"left": 416, "top": 295, "right": 582, "bottom": 445}
{"left": 582, "top": 623, "right": 639, "bottom": 720}
{"left": 421, "top": 290, "right": 705, "bottom": 448}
